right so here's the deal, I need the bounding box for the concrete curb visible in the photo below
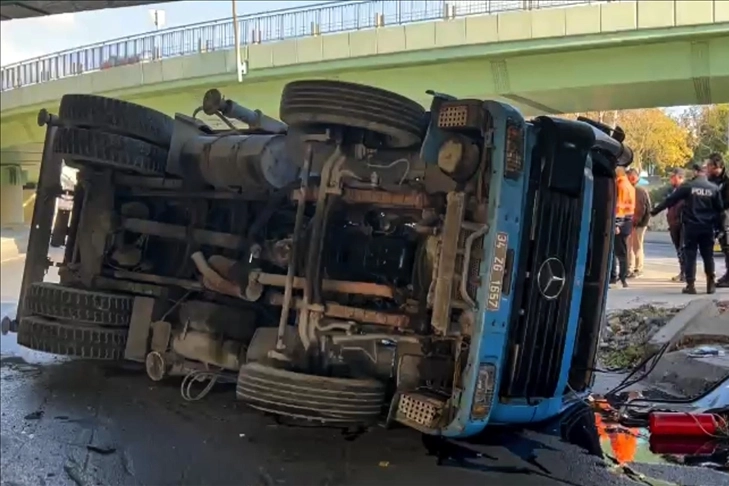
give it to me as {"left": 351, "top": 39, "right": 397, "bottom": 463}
{"left": 645, "top": 299, "right": 719, "bottom": 355}
{"left": 0, "top": 229, "right": 29, "bottom": 263}
{"left": 643, "top": 230, "right": 672, "bottom": 246}
{"left": 0, "top": 239, "right": 24, "bottom": 262}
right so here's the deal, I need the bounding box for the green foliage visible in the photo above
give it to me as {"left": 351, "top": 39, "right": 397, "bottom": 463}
{"left": 649, "top": 183, "right": 673, "bottom": 204}
{"left": 679, "top": 104, "right": 729, "bottom": 163}
{"left": 601, "top": 345, "right": 644, "bottom": 370}
{"left": 564, "top": 109, "right": 693, "bottom": 175}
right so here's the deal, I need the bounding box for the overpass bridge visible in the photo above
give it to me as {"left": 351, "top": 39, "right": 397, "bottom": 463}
{"left": 1, "top": 0, "right": 729, "bottom": 225}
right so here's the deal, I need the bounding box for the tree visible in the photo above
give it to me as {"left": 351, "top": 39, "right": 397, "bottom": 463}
{"left": 619, "top": 109, "right": 692, "bottom": 175}
{"left": 679, "top": 104, "right": 729, "bottom": 163}
{"left": 565, "top": 109, "right": 692, "bottom": 175}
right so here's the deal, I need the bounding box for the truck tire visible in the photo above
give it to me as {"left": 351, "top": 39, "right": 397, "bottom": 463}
{"left": 23, "top": 283, "right": 133, "bottom": 327}
{"left": 279, "top": 80, "right": 426, "bottom": 148}
{"left": 53, "top": 126, "right": 167, "bottom": 176}
{"left": 17, "top": 316, "right": 126, "bottom": 360}
{"left": 59, "top": 94, "right": 174, "bottom": 148}
{"left": 236, "top": 362, "right": 386, "bottom": 426}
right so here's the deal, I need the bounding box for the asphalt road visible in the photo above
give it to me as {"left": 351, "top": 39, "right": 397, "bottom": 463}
{"left": 1, "top": 241, "right": 728, "bottom": 486}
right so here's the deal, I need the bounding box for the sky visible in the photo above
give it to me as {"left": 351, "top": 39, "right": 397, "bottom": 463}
{"left": 0, "top": 1, "right": 324, "bottom": 66}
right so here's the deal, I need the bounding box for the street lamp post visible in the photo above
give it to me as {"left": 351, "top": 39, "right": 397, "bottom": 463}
{"left": 232, "top": 1, "right": 244, "bottom": 83}
{"left": 149, "top": 9, "right": 166, "bottom": 60}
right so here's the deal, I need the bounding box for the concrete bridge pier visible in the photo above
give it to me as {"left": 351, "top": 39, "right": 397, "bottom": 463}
{"left": 1, "top": 166, "right": 25, "bottom": 228}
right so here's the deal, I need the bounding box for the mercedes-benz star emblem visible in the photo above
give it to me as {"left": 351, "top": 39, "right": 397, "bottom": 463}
{"left": 537, "top": 258, "right": 566, "bottom": 300}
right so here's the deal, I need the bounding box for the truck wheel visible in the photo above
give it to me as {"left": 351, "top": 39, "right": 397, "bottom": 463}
{"left": 279, "top": 80, "right": 426, "bottom": 148}
{"left": 236, "top": 362, "right": 386, "bottom": 426}
{"left": 53, "top": 126, "right": 167, "bottom": 175}
{"left": 23, "top": 283, "right": 133, "bottom": 327}
{"left": 59, "top": 94, "right": 174, "bottom": 148}
{"left": 17, "top": 316, "right": 126, "bottom": 360}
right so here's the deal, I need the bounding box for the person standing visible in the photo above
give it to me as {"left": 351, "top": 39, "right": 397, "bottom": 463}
{"left": 691, "top": 163, "right": 704, "bottom": 180}
{"left": 626, "top": 168, "right": 651, "bottom": 278}
{"left": 666, "top": 168, "right": 686, "bottom": 282}
{"left": 706, "top": 153, "right": 729, "bottom": 287}
{"left": 651, "top": 165, "right": 725, "bottom": 294}
{"left": 611, "top": 167, "right": 636, "bottom": 288}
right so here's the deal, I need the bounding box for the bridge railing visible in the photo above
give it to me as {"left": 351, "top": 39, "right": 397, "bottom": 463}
{"left": 0, "top": 0, "right": 601, "bottom": 92}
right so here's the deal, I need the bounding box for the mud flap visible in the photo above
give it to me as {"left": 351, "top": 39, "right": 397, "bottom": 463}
{"left": 123, "top": 296, "right": 155, "bottom": 362}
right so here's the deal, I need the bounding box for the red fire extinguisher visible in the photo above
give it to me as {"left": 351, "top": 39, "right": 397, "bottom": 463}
{"left": 649, "top": 436, "right": 718, "bottom": 455}
{"left": 649, "top": 412, "right": 723, "bottom": 438}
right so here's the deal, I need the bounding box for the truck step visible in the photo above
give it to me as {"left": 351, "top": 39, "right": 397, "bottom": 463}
{"left": 395, "top": 392, "right": 446, "bottom": 432}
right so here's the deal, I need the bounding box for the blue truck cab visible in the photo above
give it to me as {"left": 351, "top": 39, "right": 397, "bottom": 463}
{"left": 391, "top": 97, "right": 633, "bottom": 437}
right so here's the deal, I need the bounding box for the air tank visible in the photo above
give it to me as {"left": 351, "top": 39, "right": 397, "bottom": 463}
{"left": 176, "top": 133, "right": 301, "bottom": 191}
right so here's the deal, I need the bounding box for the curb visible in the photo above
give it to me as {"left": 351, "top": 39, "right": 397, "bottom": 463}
{"left": 645, "top": 239, "right": 672, "bottom": 246}
{"left": 644, "top": 231, "right": 672, "bottom": 246}
{"left": 0, "top": 237, "right": 28, "bottom": 263}
{"left": 645, "top": 299, "right": 719, "bottom": 356}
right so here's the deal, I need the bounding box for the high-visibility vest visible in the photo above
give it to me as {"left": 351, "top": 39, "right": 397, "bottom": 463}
{"left": 615, "top": 175, "right": 636, "bottom": 218}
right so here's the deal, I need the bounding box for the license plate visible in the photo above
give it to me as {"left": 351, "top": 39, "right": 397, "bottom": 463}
{"left": 486, "top": 232, "right": 509, "bottom": 311}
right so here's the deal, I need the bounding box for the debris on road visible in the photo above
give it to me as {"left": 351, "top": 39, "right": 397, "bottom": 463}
{"left": 688, "top": 346, "right": 726, "bottom": 357}
{"left": 86, "top": 443, "right": 117, "bottom": 455}
{"left": 717, "top": 301, "right": 729, "bottom": 314}
{"left": 600, "top": 300, "right": 729, "bottom": 371}
{"left": 599, "top": 305, "right": 680, "bottom": 370}
{"left": 24, "top": 410, "right": 44, "bottom": 420}
{"left": 64, "top": 459, "right": 95, "bottom": 486}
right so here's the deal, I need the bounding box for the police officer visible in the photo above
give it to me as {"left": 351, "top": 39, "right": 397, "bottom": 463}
{"left": 651, "top": 165, "right": 726, "bottom": 294}
{"left": 706, "top": 153, "right": 729, "bottom": 287}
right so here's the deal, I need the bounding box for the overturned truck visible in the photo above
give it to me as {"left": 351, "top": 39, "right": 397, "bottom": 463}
{"left": 9, "top": 80, "right": 632, "bottom": 437}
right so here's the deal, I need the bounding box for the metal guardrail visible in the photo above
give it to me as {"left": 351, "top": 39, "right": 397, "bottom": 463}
{"left": 1, "top": 0, "right": 601, "bottom": 92}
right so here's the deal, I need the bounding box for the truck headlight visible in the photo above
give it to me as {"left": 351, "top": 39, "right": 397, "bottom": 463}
{"left": 471, "top": 363, "right": 496, "bottom": 420}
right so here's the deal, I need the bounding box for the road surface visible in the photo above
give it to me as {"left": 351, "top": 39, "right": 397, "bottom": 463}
{"left": 1, "top": 234, "right": 727, "bottom": 486}
{"left": 607, "top": 231, "right": 727, "bottom": 310}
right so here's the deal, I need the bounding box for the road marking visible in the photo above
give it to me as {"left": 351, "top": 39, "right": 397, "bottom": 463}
{"left": 0, "top": 255, "right": 25, "bottom": 265}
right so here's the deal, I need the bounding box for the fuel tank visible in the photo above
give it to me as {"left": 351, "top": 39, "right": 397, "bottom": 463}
{"left": 166, "top": 115, "right": 301, "bottom": 191}
{"left": 182, "top": 133, "right": 300, "bottom": 190}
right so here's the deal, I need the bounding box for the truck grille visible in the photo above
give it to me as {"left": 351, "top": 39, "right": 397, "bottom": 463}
{"left": 500, "top": 161, "right": 584, "bottom": 400}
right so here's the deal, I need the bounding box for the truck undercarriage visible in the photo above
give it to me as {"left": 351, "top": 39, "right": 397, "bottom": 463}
{"left": 8, "top": 80, "right": 632, "bottom": 436}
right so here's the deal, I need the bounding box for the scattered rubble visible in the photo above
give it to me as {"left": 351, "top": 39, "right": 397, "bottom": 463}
{"left": 599, "top": 301, "right": 729, "bottom": 371}
{"left": 717, "top": 301, "right": 729, "bottom": 314}
{"left": 599, "top": 305, "right": 680, "bottom": 370}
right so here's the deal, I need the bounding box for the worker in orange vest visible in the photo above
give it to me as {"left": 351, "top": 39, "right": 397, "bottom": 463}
{"left": 611, "top": 167, "right": 636, "bottom": 288}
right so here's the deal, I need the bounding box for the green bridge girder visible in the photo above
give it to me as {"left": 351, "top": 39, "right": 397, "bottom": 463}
{"left": 1, "top": 13, "right": 728, "bottom": 169}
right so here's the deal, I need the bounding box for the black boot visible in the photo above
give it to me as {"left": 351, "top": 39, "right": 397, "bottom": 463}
{"left": 717, "top": 274, "right": 729, "bottom": 288}
{"left": 707, "top": 275, "right": 716, "bottom": 295}
{"left": 682, "top": 282, "right": 697, "bottom": 294}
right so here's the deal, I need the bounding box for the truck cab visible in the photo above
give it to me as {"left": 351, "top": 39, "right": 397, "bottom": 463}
{"left": 7, "top": 80, "right": 631, "bottom": 438}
